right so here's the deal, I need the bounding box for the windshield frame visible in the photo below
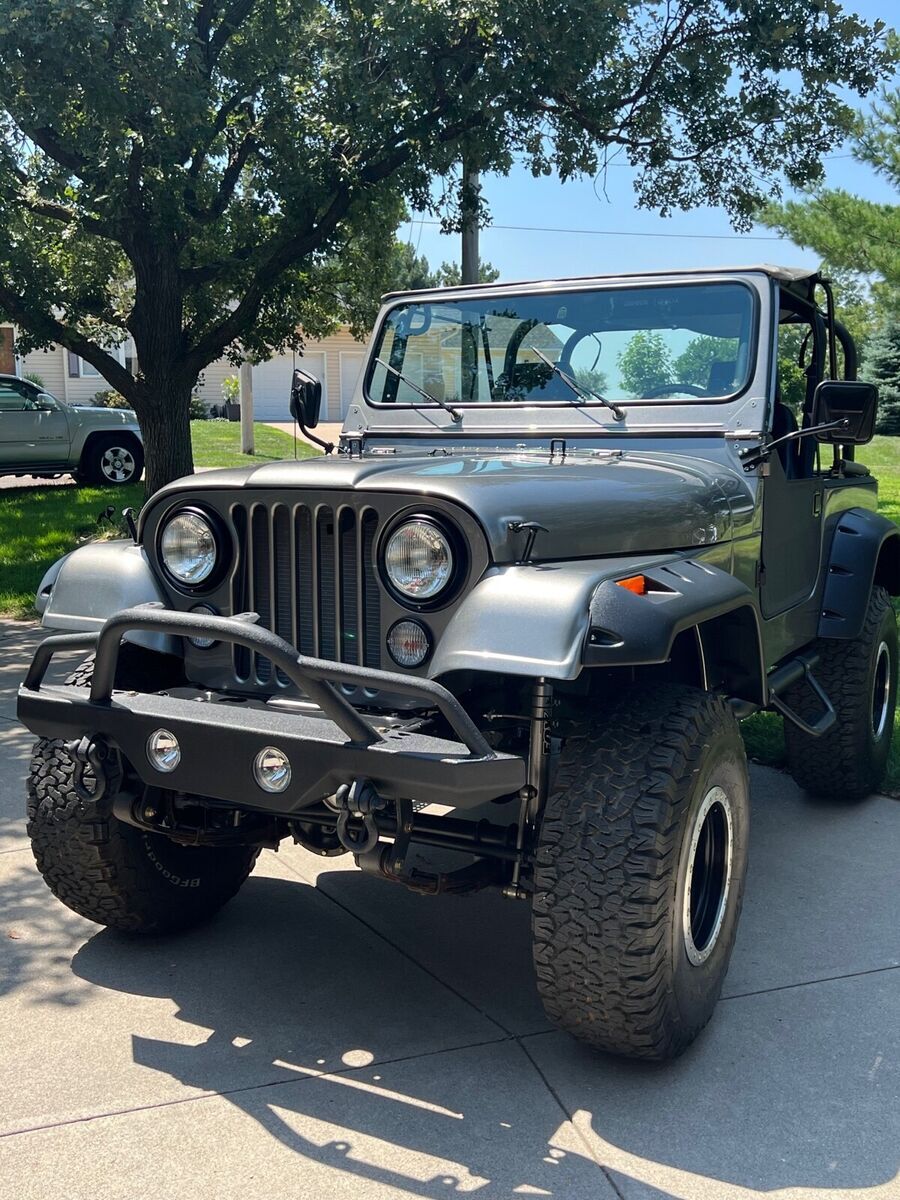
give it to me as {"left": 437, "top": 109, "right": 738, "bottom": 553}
{"left": 363, "top": 278, "right": 760, "bottom": 413}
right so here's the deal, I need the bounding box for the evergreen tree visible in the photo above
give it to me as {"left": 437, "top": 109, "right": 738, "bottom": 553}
{"left": 864, "top": 326, "right": 900, "bottom": 436}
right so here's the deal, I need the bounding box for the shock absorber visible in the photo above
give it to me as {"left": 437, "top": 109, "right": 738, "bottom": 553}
{"left": 504, "top": 677, "right": 553, "bottom": 899}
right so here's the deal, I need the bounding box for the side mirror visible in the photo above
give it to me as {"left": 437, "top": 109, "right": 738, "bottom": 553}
{"left": 289, "top": 368, "right": 322, "bottom": 429}
{"left": 811, "top": 380, "right": 878, "bottom": 445}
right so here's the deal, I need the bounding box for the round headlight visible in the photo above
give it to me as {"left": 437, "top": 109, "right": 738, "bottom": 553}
{"left": 384, "top": 520, "right": 453, "bottom": 601}
{"left": 160, "top": 511, "right": 218, "bottom": 585}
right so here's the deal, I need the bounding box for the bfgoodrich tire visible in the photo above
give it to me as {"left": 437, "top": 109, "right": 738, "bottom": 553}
{"left": 532, "top": 683, "right": 750, "bottom": 1060}
{"left": 784, "top": 586, "right": 897, "bottom": 801}
{"left": 26, "top": 661, "right": 259, "bottom": 934}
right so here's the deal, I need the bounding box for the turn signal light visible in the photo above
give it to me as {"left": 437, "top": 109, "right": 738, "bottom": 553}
{"left": 616, "top": 574, "right": 649, "bottom": 595}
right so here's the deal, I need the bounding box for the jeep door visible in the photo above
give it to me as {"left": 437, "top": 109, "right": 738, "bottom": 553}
{"left": 759, "top": 290, "right": 826, "bottom": 625}
{"left": 0, "top": 379, "right": 71, "bottom": 468}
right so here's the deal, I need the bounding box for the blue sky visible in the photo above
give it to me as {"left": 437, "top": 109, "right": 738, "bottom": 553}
{"left": 405, "top": 0, "right": 896, "bottom": 283}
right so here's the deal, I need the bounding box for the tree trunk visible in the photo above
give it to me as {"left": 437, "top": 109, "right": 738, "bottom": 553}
{"left": 137, "top": 383, "right": 195, "bottom": 495}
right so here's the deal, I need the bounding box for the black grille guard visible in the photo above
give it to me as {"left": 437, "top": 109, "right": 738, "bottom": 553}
{"left": 17, "top": 607, "right": 526, "bottom": 812}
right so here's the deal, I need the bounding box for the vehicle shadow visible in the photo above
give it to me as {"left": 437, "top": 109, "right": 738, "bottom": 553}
{"left": 67, "top": 819, "right": 899, "bottom": 1200}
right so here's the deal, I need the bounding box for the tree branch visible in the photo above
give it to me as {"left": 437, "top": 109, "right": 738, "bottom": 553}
{"left": 23, "top": 125, "right": 89, "bottom": 177}
{"left": 209, "top": 0, "right": 256, "bottom": 61}
{"left": 0, "top": 282, "right": 135, "bottom": 396}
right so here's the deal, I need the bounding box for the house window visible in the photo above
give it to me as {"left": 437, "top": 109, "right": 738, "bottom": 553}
{"left": 67, "top": 344, "right": 128, "bottom": 378}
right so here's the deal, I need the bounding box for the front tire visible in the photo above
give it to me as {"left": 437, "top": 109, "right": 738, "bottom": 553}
{"left": 532, "top": 684, "right": 750, "bottom": 1060}
{"left": 26, "top": 662, "right": 259, "bottom": 934}
{"left": 784, "top": 586, "right": 897, "bottom": 801}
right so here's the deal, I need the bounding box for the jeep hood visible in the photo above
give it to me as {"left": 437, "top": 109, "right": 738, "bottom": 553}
{"left": 147, "top": 450, "right": 751, "bottom": 561}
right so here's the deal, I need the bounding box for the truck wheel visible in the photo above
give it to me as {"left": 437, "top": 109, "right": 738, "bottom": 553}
{"left": 532, "top": 683, "right": 750, "bottom": 1060}
{"left": 784, "top": 586, "right": 897, "bottom": 801}
{"left": 26, "top": 661, "right": 259, "bottom": 934}
{"left": 80, "top": 434, "right": 143, "bottom": 486}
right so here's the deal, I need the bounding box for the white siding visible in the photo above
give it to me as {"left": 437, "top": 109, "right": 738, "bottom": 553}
{"left": 21, "top": 347, "right": 66, "bottom": 399}
{"left": 195, "top": 358, "right": 239, "bottom": 408}
{"left": 15, "top": 324, "right": 370, "bottom": 418}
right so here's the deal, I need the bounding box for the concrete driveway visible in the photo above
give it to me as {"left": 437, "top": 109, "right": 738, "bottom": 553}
{"left": 0, "top": 620, "right": 898, "bottom": 1200}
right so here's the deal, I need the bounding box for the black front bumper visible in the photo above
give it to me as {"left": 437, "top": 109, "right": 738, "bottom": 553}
{"left": 17, "top": 607, "right": 525, "bottom": 813}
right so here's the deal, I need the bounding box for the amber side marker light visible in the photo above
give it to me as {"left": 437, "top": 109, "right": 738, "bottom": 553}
{"left": 616, "top": 574, "right": 650, "bottom": 595}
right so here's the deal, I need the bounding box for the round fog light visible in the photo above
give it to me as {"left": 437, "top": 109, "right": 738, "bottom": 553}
{"left": 188, "top": 604, "right": 217, "bottom": 649}
{"left": 147, "top": 728, "right": 181, "bottom": 773}
{"left": 387, "top": 620, "right": 431, "bottom": 668}
{"left": 253, "top": 746, "right": 292, "bottom": 793}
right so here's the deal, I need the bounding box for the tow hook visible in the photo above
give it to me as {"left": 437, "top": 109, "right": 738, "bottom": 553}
{"left": 66, "top": 735, "right": 112, "bottom": 803}
{"left": 334, "top": 778, "right": 385, "bottom": 853}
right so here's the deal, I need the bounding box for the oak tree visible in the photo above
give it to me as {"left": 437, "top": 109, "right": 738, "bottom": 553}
{"left": 0, "top": 0, "right": 887, "bottom": 491}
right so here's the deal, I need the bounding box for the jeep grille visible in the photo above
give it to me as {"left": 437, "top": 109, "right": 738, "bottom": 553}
{"left": 229, "top": 501, "right": 382, "bottom": 684}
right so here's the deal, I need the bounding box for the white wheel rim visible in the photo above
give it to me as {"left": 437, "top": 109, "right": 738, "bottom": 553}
{"left": 683, "top": 785, "right": 733, "bottom": 966}
{"left": 872, "top": 641, "right": 891, "bottom": 741}
{"left": 101, "top": 446, "right": 135, "bottom": 483}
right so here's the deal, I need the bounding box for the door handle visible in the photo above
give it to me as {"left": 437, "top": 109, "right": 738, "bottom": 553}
{"left": 813, "top": 492, "right": 822, "bottom": 516}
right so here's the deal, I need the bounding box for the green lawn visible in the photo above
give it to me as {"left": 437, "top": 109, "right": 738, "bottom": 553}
{"left": 191, "top": 419, "right": 317, "bottom": 469}
{"left": 0, "top": 420, "right": 314, "bottom": 619}
{"left": 741, "top": 434, "right": 900, "bottom": 795}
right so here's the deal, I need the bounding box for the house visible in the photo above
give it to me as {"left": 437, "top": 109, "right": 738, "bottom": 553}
{"left": 0, "top": 323, "right": 369, "bottom": 424}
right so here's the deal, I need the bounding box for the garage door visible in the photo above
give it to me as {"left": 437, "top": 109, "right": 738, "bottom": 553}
{"left": 339, "top": 352, "right": 366, "bottom": 418}
{"left": 252, "top": 352, "right": 326, "bottom": 422}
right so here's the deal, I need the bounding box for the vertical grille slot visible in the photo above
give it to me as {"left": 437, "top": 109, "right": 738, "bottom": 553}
{"left": 339, "top": 508, "right": 359, "bottom": 664}
{"left": 251, "top": 505, "right": 273, "bottom": 683}
{"left": 231, "top": 505, "right": 250, "bottom": 681}
{"left": 361, "top": 510, "right": 381, "bottom": 668}
{"left": 316, "top": 507, "right": 336, "bottom": 661}
{"left": 295, "top": 506, "right": 314, "bottom": 656}
{"left": 272, "top": 505, "right": 293, "bottom": 684}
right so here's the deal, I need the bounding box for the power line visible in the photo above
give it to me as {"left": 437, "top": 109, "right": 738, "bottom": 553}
{"left": 417, "top": 219, "right": 787, "bottom": 242}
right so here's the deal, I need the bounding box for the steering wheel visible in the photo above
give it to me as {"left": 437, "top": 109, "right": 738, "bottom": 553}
{"left": 642, "top": 382, "right": 710, "bottom": 398}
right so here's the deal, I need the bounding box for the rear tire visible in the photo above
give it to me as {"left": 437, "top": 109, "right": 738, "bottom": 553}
{"left": 784, "top": 586, "right": 897, "bottom": 801}
{"left": 26, "top": 661, "right": 259, "bottom": 933}
{"left": 532, "top": 684, "right": 750, "bottom": 1060}
{"left": 79, "top": 434, "right": 143, "bottom": 486}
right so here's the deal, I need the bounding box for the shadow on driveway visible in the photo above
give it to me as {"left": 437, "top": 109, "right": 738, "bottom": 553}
{"left": 57, "top": 838, "right": 899, "bottom": 1199}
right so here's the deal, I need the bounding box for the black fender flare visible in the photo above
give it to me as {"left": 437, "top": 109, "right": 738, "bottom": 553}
{"left": 585, "top": 559, "right": 766, "bottom": 706}
{"left": 819, "top": 508, "right": 900, "bottom": 640}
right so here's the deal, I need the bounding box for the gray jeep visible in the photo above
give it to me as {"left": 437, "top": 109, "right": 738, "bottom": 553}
{"left": 19, "top": 266, "right": 899, "bottom": 1060}
{"left": 0, "top": 374, "right": 143, "bottom": 485}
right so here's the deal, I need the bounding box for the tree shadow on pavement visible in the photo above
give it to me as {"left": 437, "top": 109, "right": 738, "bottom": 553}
{"left": 67, "top": 855, "right": 900, "bottom": 1200}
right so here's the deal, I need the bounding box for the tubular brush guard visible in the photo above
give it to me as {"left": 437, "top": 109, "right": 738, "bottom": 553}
{"left": 17, "top": 607, "right": 526, "bottom": 814}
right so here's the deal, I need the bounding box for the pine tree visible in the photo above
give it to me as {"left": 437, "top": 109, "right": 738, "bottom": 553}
{"left": 863, "top": 326, "right": 900, "bottom": 436}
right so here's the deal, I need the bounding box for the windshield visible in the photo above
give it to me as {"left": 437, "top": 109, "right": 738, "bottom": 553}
{"left": 368, "top": 282, "right": 755, "bottom": 408}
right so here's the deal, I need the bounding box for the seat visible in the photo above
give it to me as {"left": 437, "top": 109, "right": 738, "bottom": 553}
{"left": 707, "top": 360, "right": 737, "bottom": 395}
{"left": 772, "top": 396, "right": 799, "bottom": 479}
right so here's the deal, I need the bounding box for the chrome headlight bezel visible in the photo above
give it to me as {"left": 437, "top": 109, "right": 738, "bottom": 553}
{"left": 157, "top": 506, "right": 226, "bottom": 590}
{"left": 379, "top": 514, "right": 465, "bottom": 609}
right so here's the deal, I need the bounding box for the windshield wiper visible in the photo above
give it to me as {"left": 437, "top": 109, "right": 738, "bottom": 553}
{"left": 375, "top": 358, "right": 462, "bottom": 422}
{"left": 532, "top": 348, "right": 626, "bottom": 421}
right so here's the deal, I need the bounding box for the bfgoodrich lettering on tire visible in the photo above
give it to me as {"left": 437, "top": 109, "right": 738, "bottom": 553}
{"left": 532, "top": 683, "right": 750, "bottom": 1060}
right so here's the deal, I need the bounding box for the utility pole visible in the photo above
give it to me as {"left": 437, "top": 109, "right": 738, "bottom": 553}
{"left": 460, "top": 157, "right": 480, "bottom": 285}
{"left": 239, "top": 359, "right": 254, "bottom": 454}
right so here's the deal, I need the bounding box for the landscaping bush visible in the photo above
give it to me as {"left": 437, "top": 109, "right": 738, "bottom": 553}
{"left": 92, "top": 389, "right": 131, "bottom": 409}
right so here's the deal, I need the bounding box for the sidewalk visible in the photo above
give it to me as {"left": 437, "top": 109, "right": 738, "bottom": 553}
{"left": 0, "top": 620, "right": 897, "bottom": 1199}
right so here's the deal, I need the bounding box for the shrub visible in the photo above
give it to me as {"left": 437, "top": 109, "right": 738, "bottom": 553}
{"left": 23, "top": 371, "right": 45, "bottom": 388}
{"left": 189, "top": 392, "right": 209, "bottom": 420}
{"left": 92, "top": 389, "right": 131, "bottom": 409}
